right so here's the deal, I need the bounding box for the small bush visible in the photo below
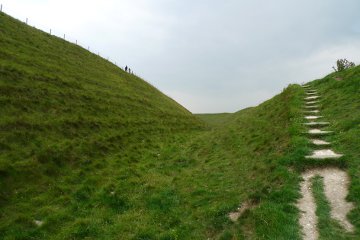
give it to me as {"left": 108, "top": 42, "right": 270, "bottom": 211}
{"left": 332, "top": 59, "right": 355, "bottom": 72}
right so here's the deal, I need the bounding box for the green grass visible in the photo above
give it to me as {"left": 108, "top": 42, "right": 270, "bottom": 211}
{"left": 1, "top": 10, "right": 359, "bottom": 239}
{"left": 195, "top": 113, "right": 233, "bottom": 127}
{"left": 311, "top": 176, "right": 354, "bottom": 239}
{"left": 0, "top": 12, "right": 205, "bottom": 239}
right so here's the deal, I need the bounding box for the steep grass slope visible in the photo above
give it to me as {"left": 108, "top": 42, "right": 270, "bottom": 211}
{"left": 0, "top": 12, "right": 204, "bottom": 239}
{"left": 0, "top": 12, "right": 203, "bottom": 175}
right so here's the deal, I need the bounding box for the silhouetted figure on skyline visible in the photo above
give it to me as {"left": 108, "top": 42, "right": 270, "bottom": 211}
{"left": 125, "top": 65, "right": 128, "bottom": 72}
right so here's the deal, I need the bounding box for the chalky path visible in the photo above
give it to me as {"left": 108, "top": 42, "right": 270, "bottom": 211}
{"left": 297, "top": 85, "right": 354, "bottom": 240}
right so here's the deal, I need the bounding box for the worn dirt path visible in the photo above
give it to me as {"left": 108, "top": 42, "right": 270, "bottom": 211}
{"left": 297, "top": 168, "right": 354, "bottom": 240}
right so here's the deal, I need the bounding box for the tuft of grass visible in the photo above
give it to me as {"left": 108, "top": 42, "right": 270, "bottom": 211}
{"left": 312, "top": 176, "right": 354, "bottom": 239}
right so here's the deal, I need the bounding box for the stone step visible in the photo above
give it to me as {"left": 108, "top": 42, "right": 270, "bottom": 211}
{"left": 307, "top": 129, "right": 333, "bottom": 135}
{"left": 304, "top": 105, "right": 320, "bottom": 109}
{"left": 310, "top": 139, "right": 331, "bottom": 146}
{"left": 305, "top": 101, "right": 320, "bottom": 105}
{"left": 303, "top": 121, "right": 330, "bottom": 126}
{"left": 306, "top": 92, "right": 318, "bottom": 95}
{"left": 302, "top": 85, "right": 311, "bottom": 88}
{"left": 305, "top": 116, "right": 323, "bottom": 120}
{"left": 305, "top": 96, "right": 320, "bottom": 100}
{"left": 305, "top": 149, "right": 343, "bottom": 159}
{"left": 304, "top": 110, "right": 320, "bottom": 114}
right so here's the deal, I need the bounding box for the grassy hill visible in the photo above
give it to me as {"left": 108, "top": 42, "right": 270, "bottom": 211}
{"left": 1, "top": 11, "right": 359, "bottom": 240}
{"left": 0, "top": 12, "right": 204, "bottom": 239}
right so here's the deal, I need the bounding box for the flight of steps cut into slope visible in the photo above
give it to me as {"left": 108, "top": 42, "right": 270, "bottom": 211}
{"left": 297, "top": 84, "right": 354, "bottom": 240}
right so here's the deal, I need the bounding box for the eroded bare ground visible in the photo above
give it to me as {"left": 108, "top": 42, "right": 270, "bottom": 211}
{"left": 229, "top": 201, "right": 252, "bottom": 222}
{"left": 297, "top": 167, "right": 354, "bottom": 240}
{"left": 298, "top": 170, "right": 318, "bottom": 240}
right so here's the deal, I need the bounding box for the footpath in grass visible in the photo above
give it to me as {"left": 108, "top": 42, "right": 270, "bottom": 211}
{"left": 297, "top": 70, "right": 360, "bottom": 240}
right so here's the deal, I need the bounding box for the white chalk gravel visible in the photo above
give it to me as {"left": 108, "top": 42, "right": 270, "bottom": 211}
{"left": 306, "top": 101, "right": 320, "bottom": 105}
{"left": 304, "top": 105, "right": 319, "bottom": 109}
{"left": 305, "top": 96, "right": 320, "bottom": 100}
{"left": 307, "top": 129, "right": 332, "bottom": 135}
{"left": 303, "top": 122, "right": 330, "bottom": 126}
{"left": 311, "top": 139, "right": 331, "bottom": 146}
{"left": 304, "top": 110, "right": 320, "bottom": 113}
{"left": 305, "top": 116, "right": 323, "bottom": 120}
{"left": 305, "top": 149, "right": 343, "bottom": 159}
{"left": 298, "top": 168, "right": 354, "bottom": 240}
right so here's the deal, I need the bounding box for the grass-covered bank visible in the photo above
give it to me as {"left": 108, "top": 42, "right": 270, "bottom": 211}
{"left": 188, "top": 84, "right": 306, "bottom": 239}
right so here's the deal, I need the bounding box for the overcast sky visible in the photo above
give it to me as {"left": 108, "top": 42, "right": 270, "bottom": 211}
{"left": 2, "top": 0, "right": 360, "bottom": 113}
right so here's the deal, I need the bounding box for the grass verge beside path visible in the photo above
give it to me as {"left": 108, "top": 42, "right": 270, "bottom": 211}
{"left": 194, "top": 84, "right": 306, "bottom": 239}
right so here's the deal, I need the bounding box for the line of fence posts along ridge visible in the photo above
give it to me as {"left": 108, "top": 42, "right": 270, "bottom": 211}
{"left": 0, "top": 3, "right": 139, "bottom": 77}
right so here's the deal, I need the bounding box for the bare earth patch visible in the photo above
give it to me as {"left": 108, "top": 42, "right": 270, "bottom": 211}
{"left": 229, "top": 201, "right": 252, "bottom": 222}
{"left": 298, "top": 171, "right": 318, "bottom": 240}
{"left": 297, "top": 168, "right": 354, "bottom": 240}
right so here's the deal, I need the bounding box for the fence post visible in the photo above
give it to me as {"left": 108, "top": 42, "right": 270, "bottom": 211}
{"left": 63, "top": 34, "right": 65, "bottom": 39}
{"left": 26, "top": 18, "right": 28, "bottom": 24}
{"left": 1, "top": 4, "right": 3, "bottom": 12}
{"left": 50, "top": 29, "right": 51, "bottom": 35}
{"left": 76, "top": 40, "right": 77, "bottom": 45}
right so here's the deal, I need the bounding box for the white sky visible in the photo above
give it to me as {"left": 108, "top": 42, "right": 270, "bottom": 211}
{"left": 2, "top": 0, "right": 360, "bottom": 113}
